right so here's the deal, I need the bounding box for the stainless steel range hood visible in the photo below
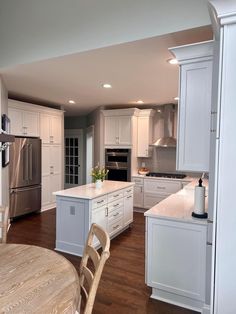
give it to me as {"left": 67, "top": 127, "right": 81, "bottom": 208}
{"left": 152, "top": 104, "right": 176, "bottom": 148}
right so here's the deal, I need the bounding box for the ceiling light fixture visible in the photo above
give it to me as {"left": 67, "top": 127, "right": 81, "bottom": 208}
{"left": 167, "top": 58, "right": 178, "bottom": 65}
{"left": 69, "top": 100, "right": 75, "bottom": 104}
{"left": 102, "top": 83, "right": 112, "bottom": 89}
{"left": 136, "top": 100, "right": 144, "bottom": 104}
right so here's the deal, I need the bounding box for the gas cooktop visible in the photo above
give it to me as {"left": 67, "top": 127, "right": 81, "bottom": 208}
{"left": 146, "top": 172, "right": 186, "bottom": 179}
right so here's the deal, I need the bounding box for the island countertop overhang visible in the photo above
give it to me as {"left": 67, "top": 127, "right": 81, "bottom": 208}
{"left": 53, "top": 180, "right": 134, "bottom": 200}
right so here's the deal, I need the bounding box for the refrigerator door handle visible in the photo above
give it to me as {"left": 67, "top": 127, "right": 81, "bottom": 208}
{"left": 11, "top": 185, "right": 41, "bottom": 193}
{"left": 23, "top": 144, "right": 29, "bottom": 181}
{"left": 29, "top": 144, "right": 33, "bottom": 181}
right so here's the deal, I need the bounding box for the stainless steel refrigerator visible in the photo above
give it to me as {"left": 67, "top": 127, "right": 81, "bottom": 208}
{"left": 9, "top": 137, "right": 41, "bottom": 218}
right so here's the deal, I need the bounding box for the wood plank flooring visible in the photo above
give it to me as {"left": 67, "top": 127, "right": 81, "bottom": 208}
{"left": 7, "top": 210, "right": 199, "bottom": 314}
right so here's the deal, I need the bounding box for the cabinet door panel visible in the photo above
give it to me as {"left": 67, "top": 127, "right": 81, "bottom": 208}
{"left": 104, "top": 116, "right": 118, "bottom": 145}
{"left": 134, "top": 185, "right": 144, "bottom": 208}
{"left": 42, "top": 175, "right": 51, "bottom": 206}
{"left": 137, "top": 117, "right": 149, "bottom": 157}
{"left": 119, "top": 116, "right": 131, "bottom": 145}
{"left": 23, "top": 111, "right": 39, "bottom": 136}
{"left": 8, "top": 108, "right": 23, "bottom": 135}
{"left": 123, "top": 194, "right": 133, "bottom": 226}
{"left": 178, "top": 61, "right": 212, "bottom": 172}
{"left": 50, "top": 115, "right": 62, "bottom": 144}
{"left": 50, "top": 145, "right": 61, "bottom": 174}
{"left": 51, "top": 173, "right": 62, "bottom": 203}
{"left": 40, "top": 114, "right": 51, "bottom": 144}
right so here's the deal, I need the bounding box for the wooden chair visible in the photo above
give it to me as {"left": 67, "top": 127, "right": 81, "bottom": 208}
{"left": 77, "top": 223, "right": 110, "bottom": 314}
{"left": 0, "top": 206, "right": 9, "bottom": 243}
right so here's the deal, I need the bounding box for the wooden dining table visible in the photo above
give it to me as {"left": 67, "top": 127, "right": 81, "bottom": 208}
{"left": 0, "top": 244, "right": 80, "bottom": 313}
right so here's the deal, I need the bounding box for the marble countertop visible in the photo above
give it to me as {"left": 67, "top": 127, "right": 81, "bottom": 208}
{"left": 144, "top": 180, "right": 208, "bottom": 225}
{"left": 54, "top": 180, "right": 134, "bottom": 200}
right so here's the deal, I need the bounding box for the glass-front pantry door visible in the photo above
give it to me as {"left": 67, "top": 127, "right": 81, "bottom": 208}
{"left": 64, "top": 129, "right": 83, "bottom": 188}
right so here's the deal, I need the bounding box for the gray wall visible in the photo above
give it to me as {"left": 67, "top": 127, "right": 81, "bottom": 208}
{"left": 0, "top": 0, "right": 210, "bottom": 68}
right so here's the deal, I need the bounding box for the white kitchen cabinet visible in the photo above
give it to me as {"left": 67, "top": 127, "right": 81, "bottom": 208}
{"left": 146, "top": 216, "right": 207, "bottom": 312}
{"left": 92, "top": 205, "right": 108, "bottom": 233}
{"left": 123, "top": 191, "right": 133, "bottom": 227}
{"left": 137, "top": 109, "right": 154, "bottom": 157}
{"left": 104, "top": 115, "right": 131, "bottom": 146}
{"left": 102, "top": 108, "right": 139, "bottom": 147}
{"left": 144, "top": 178, "right": 182, "bottom": 209}
{"left": 170, "top": 41, "right": 213, "bottom": 172}
{"left": 42, "top": 144, "right": 62, "bottom": 209}
{"left": 40, "top": 113, "right": 62, "bottom": 144}
{"left": 132, "top": 177, "right": 144, "bottom": 208}
{"left": 8, "top": 104, "right": 39, "bottom": 137}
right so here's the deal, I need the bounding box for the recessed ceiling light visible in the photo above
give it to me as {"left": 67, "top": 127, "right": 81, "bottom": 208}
{"left": 167, "top": 58, "right": 178, "bottom": 65}
{"left": 136, "top": 100, "right": 144, "bottom": 104}
{"left": 102, "top": 83, "right": 112, "bottom": 88}
{"left": 174, "top": 97, "right": 179, "bottom": 101}
{"left": 69, "top": 100, "right": 75, "bottom": 104}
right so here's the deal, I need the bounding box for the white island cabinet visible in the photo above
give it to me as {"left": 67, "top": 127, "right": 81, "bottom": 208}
{"left": 145, "top": 185, "right": 208, "bottom": 313}
{"left": 54, "top": 180, "right": 134, "bottom": 256}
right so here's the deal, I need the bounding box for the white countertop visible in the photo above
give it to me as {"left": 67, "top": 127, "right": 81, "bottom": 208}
{"left": 54, "top": 180, "right": 134, "bottom": 200}
{"left": 144, "top": 179, "right": 208, "bottom": 225}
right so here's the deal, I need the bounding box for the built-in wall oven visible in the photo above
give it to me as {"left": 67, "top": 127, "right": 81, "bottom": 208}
{"left": 105, "top": 149, "right": 131, "bottom": 182}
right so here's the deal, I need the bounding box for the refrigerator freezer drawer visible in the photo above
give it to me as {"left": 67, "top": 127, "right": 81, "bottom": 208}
{"left": 10, "top": 185, "right": 41, "bottom": 218}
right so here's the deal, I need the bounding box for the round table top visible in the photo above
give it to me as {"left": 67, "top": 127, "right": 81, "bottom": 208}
{"left": 0, "top": 244, "right": 80, "bottom": 313}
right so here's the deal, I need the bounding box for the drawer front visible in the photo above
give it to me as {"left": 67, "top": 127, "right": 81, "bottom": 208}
{"left": 108, "top": 198, "right": 124, "bottom": 213}
{"left": 108, "top": 207, "right": 123, "bottom": 223}
{"left": 92, "top": 195, "right": 107, "bottom": 209}
{"left": 144, "top": 193, "right": 168, "bottom": 209}
{"left": 123, "top": 186, "right": 133, "bottom": 196}
{"left": 108, "top": 218, "right": 123, "bottom": 237}
{"left": 144, "top": 179, "right": 182, "bottom": 194}
{"left": 108, "top": 190, "right": 124, "bottom": 203}
{"left": 132, "top": 177, "right": 144, "bottom": 185}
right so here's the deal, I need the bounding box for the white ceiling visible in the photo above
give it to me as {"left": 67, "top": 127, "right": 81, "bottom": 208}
{"left": 0, "top": 26, "right": 212, "bottom": 116}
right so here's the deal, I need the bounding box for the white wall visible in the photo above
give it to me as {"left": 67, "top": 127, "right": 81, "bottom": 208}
{"left": 0, "top": 0, "right": 210, "bottom": 68}
{"left": 0, "top": 77, "right": 9, "bottom": 206}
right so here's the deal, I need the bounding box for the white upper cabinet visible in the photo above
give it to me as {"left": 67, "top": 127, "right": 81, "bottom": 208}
{"left": 102, "top": 109, "right": 139, "bottom": 147}
{"left": 137, "top": 109, "right": 154, "bottom": 157}
{"left": 40, "top": 113, "right": 62, "bottom": 144}
{"left": 170, "top": 41, "right": 213, "bottom": 172}
{"left": 8, "top": 101, "right": 39, "bottom": 137}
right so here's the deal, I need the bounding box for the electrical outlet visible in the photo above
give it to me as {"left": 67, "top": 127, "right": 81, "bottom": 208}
{"left": 70, "top": 206, "right": 75, "bottom": 215}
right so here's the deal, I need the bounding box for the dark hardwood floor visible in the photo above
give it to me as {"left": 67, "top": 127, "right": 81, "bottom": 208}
{"left": 8, "top": 210, "right": 199, "bottom": 314}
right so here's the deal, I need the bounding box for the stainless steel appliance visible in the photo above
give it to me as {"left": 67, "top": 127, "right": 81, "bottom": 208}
{"left": 146, "top": 172, "right": 186, "bottom": 179}
{"left": 9, "top": 137, "right": 41, "bottom": 218}
{"left": 105, "top": 149, "right": 131, "bottom": 182}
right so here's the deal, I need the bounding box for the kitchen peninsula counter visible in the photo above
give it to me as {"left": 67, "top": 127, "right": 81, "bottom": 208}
{"left": 54, "top": 181, "right": 134, "bottom": 256}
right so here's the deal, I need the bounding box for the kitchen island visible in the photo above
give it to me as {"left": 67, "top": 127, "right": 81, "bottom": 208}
{"left": 145, "top": 180, "right": 208, "bottom": 313}
{"left": 54, "top": 180, "right": 134, "bottom": 256}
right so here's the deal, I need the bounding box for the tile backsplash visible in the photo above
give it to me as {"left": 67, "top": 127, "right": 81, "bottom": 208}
{"left": 138, "top": 147, "right": 177, "bottom": 173}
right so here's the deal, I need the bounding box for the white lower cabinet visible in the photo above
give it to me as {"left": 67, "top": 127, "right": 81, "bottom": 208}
{"left": 146, "top": 216, "right": 207, "bottom": 312}
{"left": 55, "top": 185, "right": 134, "bottom": 256}
{"left": 144, "top": 179, "right": 182, "bottom": 209}
{"left": 132, "top": 177, "right": 144, "bottom": 208}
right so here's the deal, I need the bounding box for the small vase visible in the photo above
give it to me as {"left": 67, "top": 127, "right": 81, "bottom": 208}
{"left": 95, "top": 179, "right": 102, "bottom": 189}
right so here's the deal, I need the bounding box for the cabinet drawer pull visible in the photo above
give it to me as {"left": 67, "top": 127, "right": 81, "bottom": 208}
{"left": 126, "top": 189, "right": 131, "bottom": 193}
{"left": 97, "top": 200, "right": 104, "bottom": 204}
{"left": 156, "top": 186, "right": 165, "bottom": 190}
{"left": 126, "top": 195, "right": 132, "bottom": 199}
{"left": 105, "top": 207, "right": 108, "bottom": 217}
{"left": 113, "top": 212, "right": 119, "bottom": 217}
{"left": 113, "top": 224, "right": 120, "bottom": 230}
{"left": 113, "top": 203, "right": 119, "bottom": 207}
{"left": 113, "top": 194, "right": 119, "bottom": 198}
